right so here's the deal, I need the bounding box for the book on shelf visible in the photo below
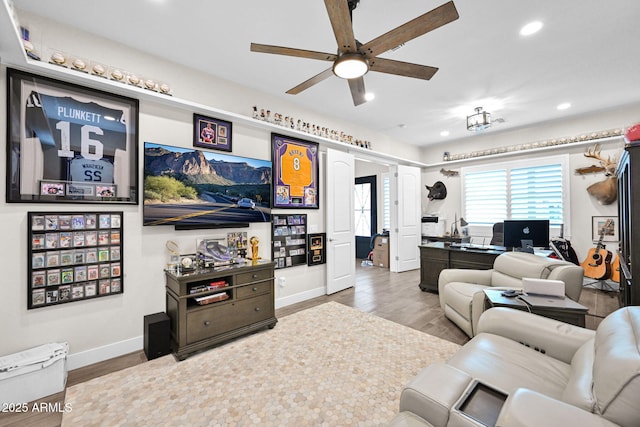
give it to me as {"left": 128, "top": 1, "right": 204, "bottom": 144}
{"left": 194, "top": 292, "right": 229, "bottom": 305}
{"left": 189, "top": 281, "right": 228, "bottom": 294}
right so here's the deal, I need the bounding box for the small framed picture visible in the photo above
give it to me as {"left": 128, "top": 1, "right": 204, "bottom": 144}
{"left": 193, "top": 113, "right": 232, "bottom": 152}
{"left": 592, "top": 216, "right": 618, "bottom": 242}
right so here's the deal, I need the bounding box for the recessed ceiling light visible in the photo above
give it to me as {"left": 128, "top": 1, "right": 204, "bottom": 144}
{"left": 364, "top": 92, "right": 375, "bottom": 101}
{"left": 557, "top": 102, "right": 571, "bottom": 110}
{"left": 440, "top": 131, "right": 450, "bottom": 137}
{"left": 520, "top": 21, "right": 543, "bottom": 36}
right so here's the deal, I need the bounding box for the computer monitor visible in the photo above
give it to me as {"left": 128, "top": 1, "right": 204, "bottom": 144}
{"left": 503, "top": 219, "right": 550, "bottom": 250}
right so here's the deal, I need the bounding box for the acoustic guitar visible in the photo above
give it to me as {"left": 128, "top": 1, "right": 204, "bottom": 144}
{"left": 610, "top": 254, "right": 620, "bottom": 282}
{"left": 581, "top": 219, "right": 613, "bottom": 280}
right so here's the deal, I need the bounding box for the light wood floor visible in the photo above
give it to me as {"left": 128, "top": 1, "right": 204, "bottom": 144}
{"left": 0, "top": 262, "right": 620, "bottom": 427}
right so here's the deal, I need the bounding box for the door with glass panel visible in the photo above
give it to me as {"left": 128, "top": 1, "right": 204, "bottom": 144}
{"left": 355, "top": 176, "right": 377, "bottom": 259}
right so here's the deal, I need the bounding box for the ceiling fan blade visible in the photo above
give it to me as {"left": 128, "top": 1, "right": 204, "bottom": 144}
{"left": 369, "top": 57, "right": 439, "bottom": 80}
{"left": 286, "top": 68, "right": 335, "bottom": 95}
{"left": 348, "top": 77, "right": 367, "bottom": 106}
{"left": 360, "top": 1, "right": 459, "bottom": 58}
{"left": 251, "top": 43, "right": 337, "bottom": 62}
{"left": 324, "top": 0, "right": 357, "bottom": 52}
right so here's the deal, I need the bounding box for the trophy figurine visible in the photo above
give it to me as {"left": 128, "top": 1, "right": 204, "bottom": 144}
{"left": 249, "top": 236, "right": 261, "bottom": 261}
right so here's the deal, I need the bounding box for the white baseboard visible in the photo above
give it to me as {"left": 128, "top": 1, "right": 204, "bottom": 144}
{"left": 67, "top": 336, "right": 143, "bottom": 370}
{"left": 67, "top": 288, "right": 325, "bottom": 369}
{"left": 275, "top": 286, "right": 325, "bottom": 309}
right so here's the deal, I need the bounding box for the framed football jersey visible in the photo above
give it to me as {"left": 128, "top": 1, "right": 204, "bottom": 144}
{"left": 6, "top": 68, "right": 139, "bottom": 204}
{"left": 271, "top": 133, "right": 319, "bottom": 209}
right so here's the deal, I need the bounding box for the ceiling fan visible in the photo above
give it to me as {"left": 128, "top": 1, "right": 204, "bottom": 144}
{"left": 250, "top": 0, "right": 459, "bottom": 106}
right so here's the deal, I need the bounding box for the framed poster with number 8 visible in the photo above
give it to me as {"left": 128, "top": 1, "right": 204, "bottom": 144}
{"left": 271, "top": 133, "right": 319, "bottom": 209}
{"left": 6, "top": 68, "right": 139, "bottom": 204}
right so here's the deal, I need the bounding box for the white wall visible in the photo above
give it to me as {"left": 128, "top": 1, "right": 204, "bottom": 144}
{"left": 0, "top": 10, "right": 417, "bottom": 367}
{"left": 420, "top": 103, "right": 640, "bottom": 259}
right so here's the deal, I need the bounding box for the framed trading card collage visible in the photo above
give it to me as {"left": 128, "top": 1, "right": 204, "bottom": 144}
{"left": 271, "top": 214, "right": 307, "bottom": 269}
{"left": 6, "top": 68, "right": 139, "bottom": 204}
{"left": 28, "top": 211, "right": 124, "bottom": 309}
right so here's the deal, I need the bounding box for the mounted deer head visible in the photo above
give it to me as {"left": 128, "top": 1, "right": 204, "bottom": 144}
{"left": 583, "top": 144, "right": 618, "bottom": 205}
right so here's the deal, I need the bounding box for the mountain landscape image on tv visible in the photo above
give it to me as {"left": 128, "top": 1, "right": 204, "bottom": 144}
{"left": 143, "top": 142, "right": 272, "bottom": 227}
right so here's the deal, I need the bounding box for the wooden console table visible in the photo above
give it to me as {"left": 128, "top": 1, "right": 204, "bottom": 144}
{"left": 165, "top": 261, "right": 277, "bottom": 360}
{"left": 419, "top": 242, "right": 503, "bottom": 293}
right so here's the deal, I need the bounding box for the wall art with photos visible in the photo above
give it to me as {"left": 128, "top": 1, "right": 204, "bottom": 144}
{"left": 28, "top": 211, "right": 124, "bottom": 309}
{"left": 193, "top": 113, "right": 232, "bottom": 152}
{"left": 592, "top": 216, "right": 619, "bottom": 242}
{"left": 272, "top": 133, "right": 319, "bottom": 209}
{"left": 6, "top": 68, "right": 139, "bottom": 204}
{"left": 272, "top": 214, "right": 307, "bottom": 269}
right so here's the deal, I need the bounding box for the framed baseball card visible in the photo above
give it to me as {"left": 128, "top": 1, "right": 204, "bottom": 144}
{"left": 271, "top": 133, "right": 319, "bottom": 209}
{"left": 6, "top": 68, "right": 139, "bottom": 204}
{"left": 193, "top": 113, "right": 232, "bottom": 152}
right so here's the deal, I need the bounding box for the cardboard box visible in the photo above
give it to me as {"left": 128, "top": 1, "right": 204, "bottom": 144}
{"left": 372, "top": 235, "right": 389, "bottom": 268}
{"left": 0, "top": 343, "right": 68, "bottom": 404}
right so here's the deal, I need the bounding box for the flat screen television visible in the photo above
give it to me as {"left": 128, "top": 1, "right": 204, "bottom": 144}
{"left": 143, "top": 142, "right": 272, "bottom": 228}
{"left": 503, "top": 219, "right": 550, "bottom": 249}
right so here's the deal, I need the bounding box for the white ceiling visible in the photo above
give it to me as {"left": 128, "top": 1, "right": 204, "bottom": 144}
{"left": 12, "top": 0, "right": 640, "bottom": 148}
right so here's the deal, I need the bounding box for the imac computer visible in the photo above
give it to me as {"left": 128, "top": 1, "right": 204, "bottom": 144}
{"left": 503, "top": 219, "right": 550, "bottom": 252}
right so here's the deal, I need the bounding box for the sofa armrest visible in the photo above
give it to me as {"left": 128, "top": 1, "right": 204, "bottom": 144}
{"left": 438, "top": 269, "right": 493, "bottom": 310}
{"left": 496, "top": 389, "right": 619, "bottom": 427}
{"left": 547, "top": 264, "right": 585, "bottom": 302}
{"left": 476, "top": 307, "right": 595, "bottom": 364}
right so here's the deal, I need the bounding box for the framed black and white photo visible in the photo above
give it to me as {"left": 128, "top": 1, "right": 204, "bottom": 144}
{"left": 6, "top": 68, "right": 139, "bottom": 204}
{"left": 193, "top": 113, "right": 232, "bottom": 152}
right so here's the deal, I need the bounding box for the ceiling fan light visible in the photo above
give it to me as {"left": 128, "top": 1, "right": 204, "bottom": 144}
{"left": 466, "top": 107, "right": 492, "bottom": 131}
{"left": 333, "top": 54, "right": 369, "bottom": 79}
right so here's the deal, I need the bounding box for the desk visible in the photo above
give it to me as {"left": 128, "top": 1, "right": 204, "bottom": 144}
{"left": 483, "top": 289, "right": 587, "bottom": 327}
{"left": 422, "top": 235, "right": 471, "bottom": 244}
{"left": 419, "top": 242, "right": 503, "bottom": 292}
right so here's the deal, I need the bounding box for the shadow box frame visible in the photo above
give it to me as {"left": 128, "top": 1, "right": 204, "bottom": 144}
{"left": 307, "top": 232, "right": 326, "bottom": 266}
{"left": 271, "top": 133, "right": 319, "bottom": 209}
{"left": 6, "top": 68, "right": 139, "bottom": 204}
{"left": 193, "top": 113, "right": 233, "bottom": 152}
{"left": 28, "top": 211, "right": 124, "bottom": 309}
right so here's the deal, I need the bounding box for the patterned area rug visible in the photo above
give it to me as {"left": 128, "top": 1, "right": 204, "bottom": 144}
{"left": 62, "top": 302, "right": 460, "bottom": 426}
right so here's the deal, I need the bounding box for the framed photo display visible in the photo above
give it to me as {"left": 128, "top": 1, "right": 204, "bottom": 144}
{"left": 592, "top": 216, "right": 619, "bottom": 242}
{"left": 307, "top": 233, "right": 326, "bottom": 266}
{"left": 6, "top": 68, "right": 139, "bottom": 204}
{"left": 28, "top": 211, "right": 124, "bottom": 309}
{"left": 193, "top": 113, "right": 232, "bottom": 152}
{"left": 271, "top": 133, "right": 319, "bottom": 209}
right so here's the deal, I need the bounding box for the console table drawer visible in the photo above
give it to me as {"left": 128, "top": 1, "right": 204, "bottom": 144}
{"left": 234, "top": 293, "right": 274, "bottom": 324}
{"left": 236, "top": 281, "right": 272, "bottom": 299}
{"left": 236, "top": 268, "right": 273, "bottom": 284}
{"left": 186, "top": 303, "right": 236, "bottom": 344}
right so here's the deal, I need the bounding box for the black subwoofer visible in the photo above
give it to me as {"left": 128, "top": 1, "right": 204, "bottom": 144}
{"left": 143, "top": 312, "right": 171, "bottom": 360}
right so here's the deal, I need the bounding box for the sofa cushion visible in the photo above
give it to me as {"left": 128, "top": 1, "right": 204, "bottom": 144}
{"left": 447, "top": 333, "right": 571, "bottom": 400}
{"left": 592, "top": 307, "right": 640, "bottom": 427}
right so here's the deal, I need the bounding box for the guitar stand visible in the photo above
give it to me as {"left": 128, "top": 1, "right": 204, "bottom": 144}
{"left": 583, "top": 278, "right": 618, "bottom": 296}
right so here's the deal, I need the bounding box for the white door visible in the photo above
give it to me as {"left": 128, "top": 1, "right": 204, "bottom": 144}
{"left": 390, "top": 165, "right": 421, "bottom": 272}
{"left": 326, "top": 149, "right": 355, "bottom": 294}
